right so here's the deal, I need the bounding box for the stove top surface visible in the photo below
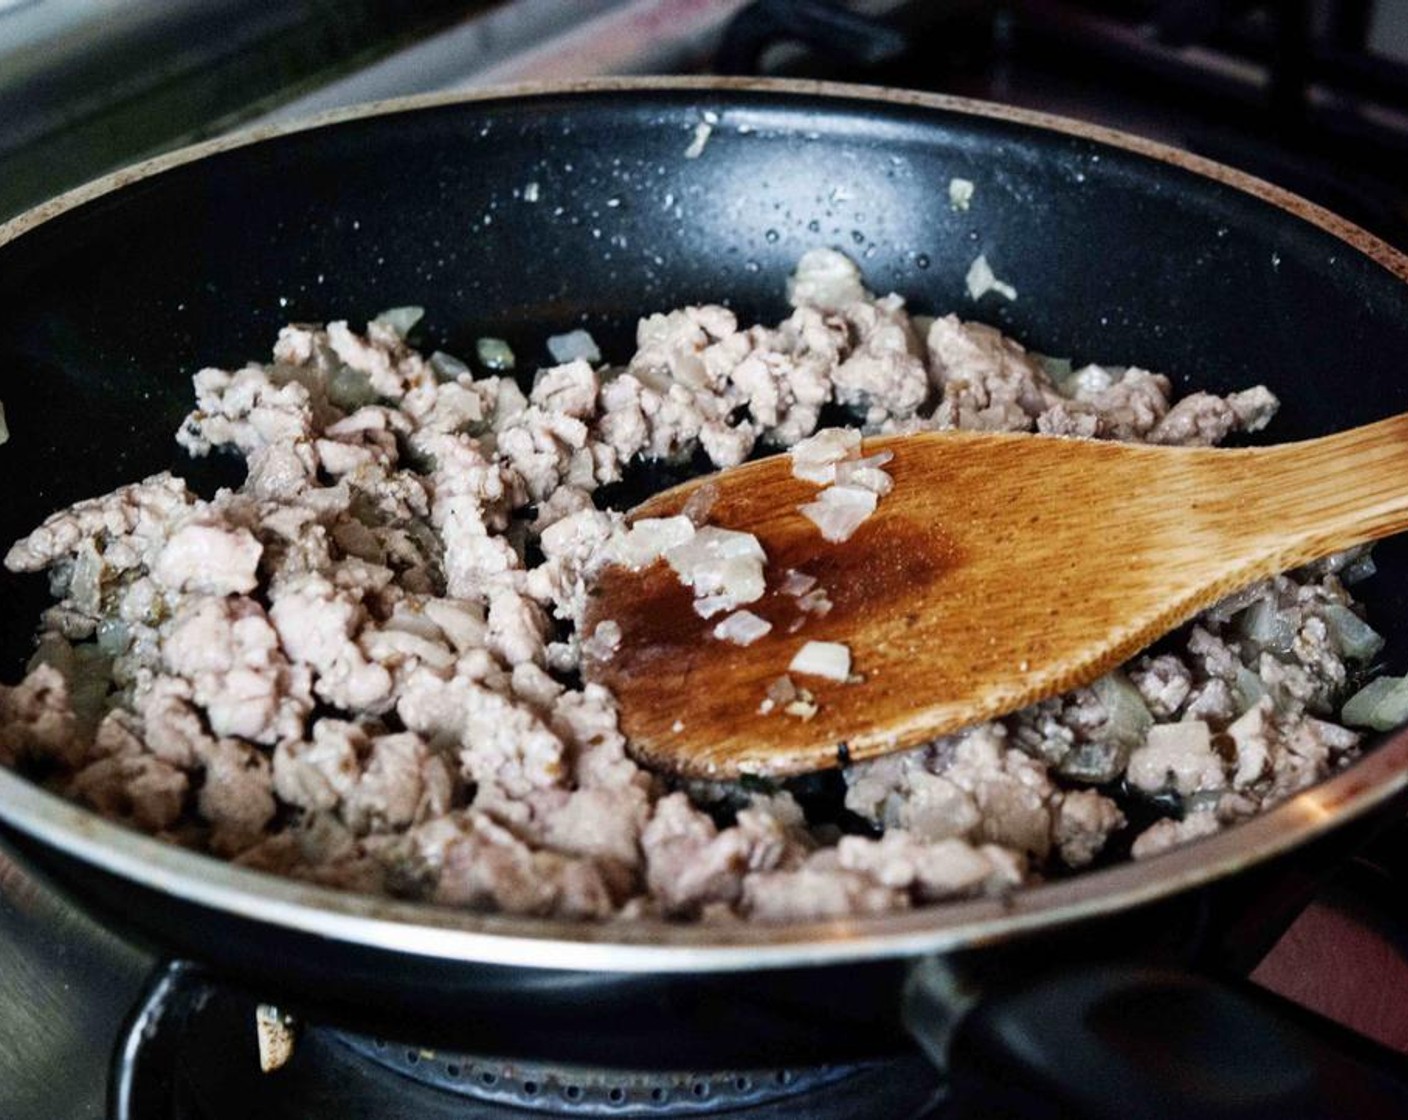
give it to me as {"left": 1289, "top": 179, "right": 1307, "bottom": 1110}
{"left": 7, "top": 4, "right": 1408, "bottom": 1118}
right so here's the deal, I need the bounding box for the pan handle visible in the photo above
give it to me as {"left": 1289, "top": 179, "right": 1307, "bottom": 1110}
{"left": 903, "top": 955, "right": 1408, "bottom": 1119}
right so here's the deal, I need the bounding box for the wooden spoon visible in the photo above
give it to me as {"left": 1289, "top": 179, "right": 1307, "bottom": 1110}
{"left": 581, "top": 417, "right": 1408, "bottom": 779}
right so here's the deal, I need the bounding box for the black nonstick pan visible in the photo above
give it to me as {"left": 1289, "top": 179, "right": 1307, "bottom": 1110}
{"left": 4, "top": 78, "right": 1408, "bottom": 1117}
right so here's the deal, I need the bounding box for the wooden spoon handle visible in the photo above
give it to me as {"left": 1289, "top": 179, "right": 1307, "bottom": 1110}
{"left": 1231, "top": 412, "right": 1408, "bottom": 569}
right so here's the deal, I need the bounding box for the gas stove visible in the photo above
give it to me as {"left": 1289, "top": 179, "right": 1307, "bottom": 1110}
{"left": 6, "top": 3, "right": 1408, "bottom": 1118}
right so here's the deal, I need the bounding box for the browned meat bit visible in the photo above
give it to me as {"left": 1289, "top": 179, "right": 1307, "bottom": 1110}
{"left": 162, "top": 596, "right": 309, "bottom": 745}
{"left": 835, "top": 831, "right": 1024, "bottom": 901}
{"left": 69, "top": 712, "right": 188, "bottom": 832}
{"left": 0, "top": 664, "right": 84, "bottom": 768}
{"left": 414, "top": 812, "right": 616, "bottom": 919}
{"left": 196, "top": 737, "right": 276, "bottom": 856}
{"left": 1131, "top": 811, "right": 1222, "bottom": 859}
{"left": 926, "top": 314, "right": 1061, "bottom": 432}
{"left": 640, "top": 793, "right": 755, "bottom": 915}
{"left": 741, "top": 862, "right": 908, "bottom": 922}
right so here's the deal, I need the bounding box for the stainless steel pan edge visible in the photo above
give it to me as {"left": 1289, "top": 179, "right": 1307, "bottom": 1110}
{"left": 2, "top": 77, "right": 1408, "bottom": 974}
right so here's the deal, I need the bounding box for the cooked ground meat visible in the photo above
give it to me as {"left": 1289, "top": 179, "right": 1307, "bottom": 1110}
{"left": 0, "top": 250, "right": 1375, "bottom": 923}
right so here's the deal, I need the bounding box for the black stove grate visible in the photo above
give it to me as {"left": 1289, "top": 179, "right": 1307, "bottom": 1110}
{"left": 111, "top": 963, "right": 946, "bottom": 1120}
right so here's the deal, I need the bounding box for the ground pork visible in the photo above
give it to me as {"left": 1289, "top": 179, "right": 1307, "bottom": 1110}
{"left": 0, "top": 252, "right": 1374, "bottom": 923}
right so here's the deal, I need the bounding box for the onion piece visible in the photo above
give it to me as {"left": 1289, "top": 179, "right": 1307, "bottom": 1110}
{"left": 475, "top": 337, "right": 516, "bottom": 371}
{"left": 1233, "top": 667, "right": 1266, "bottom": 714}
{"left": 780, "top": 570, "right": 817, "bottom": 597}
{"left": 1126, "top": 721, "right": 1222, "bottom": 796}
{"left": 1091, "top": 670, "right": 1153, "bottom": 748}
{"left": 1342, "top": 675, "right": 1408, "bottom": 731}
{"left": 833, "top": 456, "right": 894, "bottom": 496}
{"left": 798, "top": 485, "right": 877, "bottom": 543}
{"left": 965, "top": 254, "right": 1017, "bottom": 301}
{"left": 796, "top": 588, "right": 833, "bottom": 615}
{"left": 547, "top": 329, "right": 601, "bottom": 365}
{"left": 1342, "top": 552, "right": 1378, "bottom": 585}
{"left": 713, "top": 610, "right": 772, "bottom": 646}
{"left": 372, "top": 306, "right": 424, "bottom": 337}
{"left": 683, "top": 118, "right": 713, "bottom": 159}
{"left": 680, "top": 482, "right": 718, "bottom": 526}
{"left": 790, "top": 428, "right": 862, "bottom": 484}
{"left": 613, "top": 516, "right": 695, "bottom": 569}
{"left": 766, "top": 675, "right": 798, "bottom": 705}
{"left": 789, "top": 640, "right": 851, "bottom": 681}
{"left": 693, "top": 593, "right": 733, "bottom": 619}
{"left": 665, "top": 526, "right": 767, "bottom": 608}
{"left": 0, "top": 399, "right": 7, "bottom": 446}
{"left": 580, "top": 620, "right": 622, "bottom": 661}
{"left": 430, "top": 350, "right": 472, "bottom": 380}
{"left": 1321, "top": 604, "right": 1385, "bottom": 662}
{"left": 949, "top": 177, "right": 974, "bottom": 211}
{"left": 1237, "top": 598, "right": 1296, "bottom": 654}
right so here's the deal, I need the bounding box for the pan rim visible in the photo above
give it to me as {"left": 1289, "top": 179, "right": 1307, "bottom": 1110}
{"left": 3, "top": 76, "right": 1408, "bottom": 973}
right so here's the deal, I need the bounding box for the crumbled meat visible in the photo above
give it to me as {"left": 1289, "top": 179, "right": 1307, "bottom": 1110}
{"left": 1131, "top": 811, "right": 1221, "bottom": 859}
{"left": 0, "top": 254, "right": 1364, "bottom": 925}
{"left": 0, "top": 664, "right": 85, "bottom": 768}
{"left": 742, "top": 863, "right": 908, "bottom": 922}
{"left": 836, "top": 831, "right": 1024, "bottom": 901}
{"left": 1127, "top": 722, "right": 1225, "bottom": 797}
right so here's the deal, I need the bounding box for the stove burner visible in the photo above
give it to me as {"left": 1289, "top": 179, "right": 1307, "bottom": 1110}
{"left": 335, "top": 1032, "right": 861, "bottom": 1115}
{"left": 112, "top": 963, "right": 945, "bottom": 1119}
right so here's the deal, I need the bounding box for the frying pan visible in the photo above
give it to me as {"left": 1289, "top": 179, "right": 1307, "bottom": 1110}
{"left": 4, "top": 78, "right": 1408, "bottom": 1115}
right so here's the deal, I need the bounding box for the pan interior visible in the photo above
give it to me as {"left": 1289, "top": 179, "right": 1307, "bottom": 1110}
{"left": 2, "top": 82, "right": 1408, "bottom": 964}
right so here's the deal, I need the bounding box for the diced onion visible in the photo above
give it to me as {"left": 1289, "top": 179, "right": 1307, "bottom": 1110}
{"left": 680, "top": 482, "right": 718, "bottom": 526}
{"left": 833, "top": 453, "right": 894, "bottom": 495}
{"left": 799, "top": 485, "right": 877, "bottom": 543}
{"left": 965, "top": 254, "right": 1017, "bottom": 301}
{"left": 1233, "top": 667, "right": 1266, "bottom": 714}
{"left": 1038, "top": 354, "right": 1074, "bottom": 382}
{"left": 430, "top": 350, "right": 471, "bottom": 380}
{"left": 1091, "top": 670, "right": 1153, "bottom": 748}
{"left": 789, "top": 640, "right": 851, "bottom": 681}
{"left": 613, "top": 516, "right": 695, "bottom": 569}
{"left": 328, "top": 366, "right": 378, "bottom": 410}
{"left": 790, "top": 428, "right": 862, "bottom": 483}
{"left": 372, "top": 306, "right": 424, "bottom": 337}
{"left": 1237, "top": 598, "right": 1296, "bottom": 654}
{"left": 780, "top": 570, "right": 817, "bottom": 597}
{"left": 1127, "top": 721, "right": 1220, "bottom": 796}
{"left": 547, "top": 329, "right": 601, "bottom": 365}
{"left": 683, "top": 119, "right": 713, "bottom": 159}
{"left": 581, "top": 620, "right": 623, "bottom": 660}
{"left": 665, "top": 526, "right": 766, "bottom": 608}
{"left": 693, "top": 594, "right": 733, "bottom": 619}
{"left": 1321, "top": 604, "right": 1385, "bottom": 662}
{"left": 1342, "top": 553, "right": 1378, "bottom": 585}
{"left": 766, "top": 675, "right": 798, "bottom": 704}
{"left": 475, "top": 337, "right": 516, "bottom": 371}
{"left": 796, "top": 588, "right": 833, "bottom": 615}
{"left": 713, "top": 610, "right": 772, "bottom": 646}
{"left": 948, "top": 177, "right": 975, "bottom": 211}
{"left": 1342, "top": 675, "right": 1408, "bottom": 731}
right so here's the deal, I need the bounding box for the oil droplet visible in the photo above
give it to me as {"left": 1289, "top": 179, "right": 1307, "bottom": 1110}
{"left": 915, "top": 254, "right": 930, "bottom": 269}
{"left": 744, "top": 259, "right": 761, "bottom": 273}
{"left": 807, "top": 219, "right": 821, "bottom": 233}
{"left": 850, "top": 230, "right": 865, "bottom": 244}
{"left": 765, "top": 228, "right": 780, "bottom": 243}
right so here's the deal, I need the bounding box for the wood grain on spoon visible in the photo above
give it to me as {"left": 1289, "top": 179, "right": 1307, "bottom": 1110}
{"left": 582, "top": 417, "right": 1408, "bottom": 779}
